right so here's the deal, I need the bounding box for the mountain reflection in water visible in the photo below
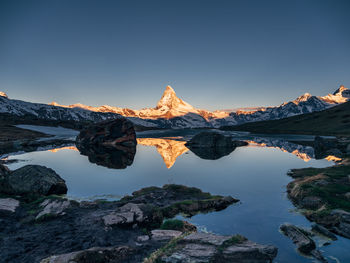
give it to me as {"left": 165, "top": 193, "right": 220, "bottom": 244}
{"left": 48, "top": 136, "right": 340, "bottom": 169}
{"left": 137, "top": 138, "right": 188, "bottom": 168}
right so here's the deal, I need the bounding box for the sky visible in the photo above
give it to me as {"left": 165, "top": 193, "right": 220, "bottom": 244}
{"left": 0, "top": 0, "right": 349, "bottom": 110}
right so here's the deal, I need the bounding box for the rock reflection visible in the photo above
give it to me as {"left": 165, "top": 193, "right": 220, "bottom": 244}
{"left": 76, "top": 143, "right": 136, "bottom": 169}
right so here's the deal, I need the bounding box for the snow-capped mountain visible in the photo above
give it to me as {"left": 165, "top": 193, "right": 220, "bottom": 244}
{"left": 0, "top": 85, "right": 349, "bottom": 129}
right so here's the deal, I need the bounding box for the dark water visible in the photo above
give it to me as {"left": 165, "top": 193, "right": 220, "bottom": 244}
{"left": 5, "top": 133, "right": 350, "bottom": 263}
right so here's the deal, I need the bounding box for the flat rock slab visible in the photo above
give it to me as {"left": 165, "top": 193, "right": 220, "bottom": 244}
{"left": 36, "top": 199, "right": 72, "bottom": 220}
{"left": 280, "top": 224, "right": 315, "bottom": 253}
{"left": 163, "top": 243, "right": 217, "bottom": 263}
{"left": 183, "top": 232, "right": 231, "bottom": 246}
{"left": 162, "top": 232, "right": 278, "bottom": 263}
{"left": 40, "top": 246, "right": 134, "bottom": 263}
{"left": 151, "top": 230, "right": 182, "bottom": 241}
{"left": 0, "top": 198, "right": 19, "bottom": 213}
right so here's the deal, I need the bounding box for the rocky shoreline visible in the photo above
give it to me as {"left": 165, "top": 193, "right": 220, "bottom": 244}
{"left": 0, "top": 165, "right": 278, "bottom": 263}
{"left": 286, "top": 157, "right": 350, "bottom": 240}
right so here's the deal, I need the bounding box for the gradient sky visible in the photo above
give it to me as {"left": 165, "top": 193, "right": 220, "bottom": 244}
{"left": 0, "top": 0, "right": 349, "bottom": 110}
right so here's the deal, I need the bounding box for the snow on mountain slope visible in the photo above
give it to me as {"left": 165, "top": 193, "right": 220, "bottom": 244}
{"left": 0, "top": 85, "right": 349, "bottom": 129}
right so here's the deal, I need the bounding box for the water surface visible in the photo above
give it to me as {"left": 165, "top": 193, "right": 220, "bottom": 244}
{"left": 5, "top": 134, "right": 350, "bottom": 263}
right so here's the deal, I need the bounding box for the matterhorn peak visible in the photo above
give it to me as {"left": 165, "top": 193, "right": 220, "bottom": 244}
{"left": 155, "top": 85, "right": 195, "bottom": 113}
{"left": 165, "top": 85, "right": 175, "bottom": 93}
{"left": 0, "top": 91, "right": 8, "bottom": 98}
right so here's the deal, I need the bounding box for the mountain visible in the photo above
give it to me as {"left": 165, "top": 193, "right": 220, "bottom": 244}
{"left": 222, "top": 100, "right": 350, "bottom": 135}
{"left": 0, "top": 85, "right": 349, "bottom": 129}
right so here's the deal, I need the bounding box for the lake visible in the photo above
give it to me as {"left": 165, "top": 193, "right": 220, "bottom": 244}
{"left": 5, "top": 130, "right": 350, "bottom": 263}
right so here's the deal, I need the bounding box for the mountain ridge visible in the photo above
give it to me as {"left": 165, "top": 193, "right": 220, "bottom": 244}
{"left": 0, "top": 85, "right": 349, "bottom": 129}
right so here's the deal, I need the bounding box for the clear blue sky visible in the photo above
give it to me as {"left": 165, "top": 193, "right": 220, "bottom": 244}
{"left": 0, "top": 0, "right": 349, "bottom": 110}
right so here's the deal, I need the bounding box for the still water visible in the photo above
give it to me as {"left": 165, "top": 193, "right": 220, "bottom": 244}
{"left": 5, "top": 133, "right": 350, "bottom": 263}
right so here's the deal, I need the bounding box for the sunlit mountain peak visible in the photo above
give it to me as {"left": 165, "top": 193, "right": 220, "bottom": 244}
{"left": 155, "top": 85, "right": 195, "bottom": 113}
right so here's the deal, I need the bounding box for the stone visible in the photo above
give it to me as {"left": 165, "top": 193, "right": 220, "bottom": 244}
{"left": 76, "top": 118, "right": 137, "bottom": 169}
{"left": 76, "top": 118, "right": 136, "bottom": 148}
{"left": 162, "top": 232, "right": 278, "bottom": 263}
{"left": 136, "top": 235, "right": 150, "bottom": 242}
{"left": 102, "top": 203, "right": 145, "bottom": 226}
{"left": 163, "top": 243, "right": 217, "bottom": 263}
{"left": 183, "top": 232, "right": 231, "bottom": 246}
{"left": 220, "top": 241, "right": 278, "bottom": 262}
{"left": 186, "top": 132, "right": 233, "bottom": 148}
{"left": 1, "top": 165, "right": 67, "bottom": 196}
{"left": 311, "top": 223, "right": 337, "bottom": 240}
{"left": 346, "top": 144, "right": 350, "bottom": 154}
{"left": 186, "top": 132, "right": 237, "bottom": 160}
{"left": 345, "top": 192, "right": 350, "bottom": 200}
{"left": 314, "top": 136, "right": 339, "bottom": 159}
{"left": 40, "top": 246, "right": 134, "bottom": 263}
{"left": 151, "top": 229, "right": 182, "bottom": 241}
{"left": 280, "top": 224, "right": 316, "bottom": 254}
{"left": 0, "top": 164, "right": 9, "bottom": 177}
{"left": 36, "top": 199, "right": 72, "bottom": 220}
{"left": 0, "top": 198, "right": 19, "bottom": 213}
{"left": 300, "top": 196, "right": 323, "bottom": 210}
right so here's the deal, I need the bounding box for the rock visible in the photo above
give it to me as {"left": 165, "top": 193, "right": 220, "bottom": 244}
{"left": 0, "top": 165, "right": 67, "bottom": 196}
{"left": 0, "top": 164, "right": 9, "bottom": 177}
{"left": 36, "top": 199, "right": 72, "bottom": 220}
{"left": 103, "top": 212, "right": 135, "bottom": 226}
{"left": 346, "top": 144, "right": 350, "bottom": 154}
{"left": 311, "top": 223, "right": 337, "bottom": 240}
{"left": 300, "top": 196, "right": 323, "bottom": 210}
{"left": 183, "top": 232, "right": 231, "bottom": 246}
{"left": 76, "top": 118, "right": 137, "bottom": 169}
{"left": 186, "top": 132, "right": 233, "bottom": 148}
{"left": 330, "top": 210, "right": 350, "bottom": 238}
{"left": 136, "top": 235, "right": 149, "bottom": 242}
{"left": 345, "top": 192, "right": 350, "bottom": 200}
{"left": 163, "top": 243, "right": 217, "bottom": 263}
{"left": 186, "top": 132, "right": 236, "bottom": 160}
{"left": 151, "top": 229, "right": 182, "bottom": 241}
{"left": 162, "top": 232, "right": 277, "bottom": 263}
{"left": 314, "top": 136, "right": 340, "bottom": 159}
{"left": 40, "top": 246, "right": 134, "bottom": 263}
{"left": 0, "top": 198, "right": 19, "bottom": 213}
{"left": 102, "top": 203, "right": 145, "bottom": 226}
{"left": 219, "top": 240, "right": 278, "bottom": 262}
{"left": 280, "top": 224, "right": 315, "bottom": 254}
{"left": 76, "top": 118, "right": 136, "bottom": 148}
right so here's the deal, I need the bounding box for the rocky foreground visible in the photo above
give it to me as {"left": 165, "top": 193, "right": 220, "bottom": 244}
{"left": 286, "top": 157, "right": 350, "bottom": 240}
{"left": 0, "top": 163, "right": 277, "bottom": 263}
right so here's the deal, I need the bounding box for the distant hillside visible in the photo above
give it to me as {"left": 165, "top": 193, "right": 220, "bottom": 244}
{"left": 221, "top": 101, "right": 350, "bottom": 136}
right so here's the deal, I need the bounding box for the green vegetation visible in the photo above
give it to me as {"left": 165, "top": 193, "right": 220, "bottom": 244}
{"left": 217, "top": 234, "right": 247, "bottom": 253}
{"left": 160, "top": 219, "right": 184, "bottom": 231}
{"left": 221, "top": 101, "right": 350, "bottom": 136}
{"left": 289, "top": 157, "right": 350, "bottom": 214}
{"left": 143, "top": 233, "right": 188, "bottom": 263}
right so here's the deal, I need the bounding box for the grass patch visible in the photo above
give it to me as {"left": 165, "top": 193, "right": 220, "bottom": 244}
{"left": 143, "top": 233, "right": 188, "bottom": 263}
{"left": 160, "top": 219, "right": 184, "bottom": 231}
{"left": 217, "top": 234, "right": 248, "bottom": 253}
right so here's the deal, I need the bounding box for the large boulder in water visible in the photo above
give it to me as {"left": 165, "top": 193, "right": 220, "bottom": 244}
{"left": 0, "top": 165, "right": 67, "bottom": 196}
{"left": 76, "top": 118, "right": 137, "bottom": 169}
{"left": 186, "top": 132, "right": 233, "bottom": 148}
{"left": 76, "top": 118, "right": 136, "bottom": 148}
{"left": 185, "top": 132, "right": 246, "bottom": 160}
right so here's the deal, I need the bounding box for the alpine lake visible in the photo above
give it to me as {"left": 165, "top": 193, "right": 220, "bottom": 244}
{"left": 4, "top": 128, "right": 350, "bottom": 263}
